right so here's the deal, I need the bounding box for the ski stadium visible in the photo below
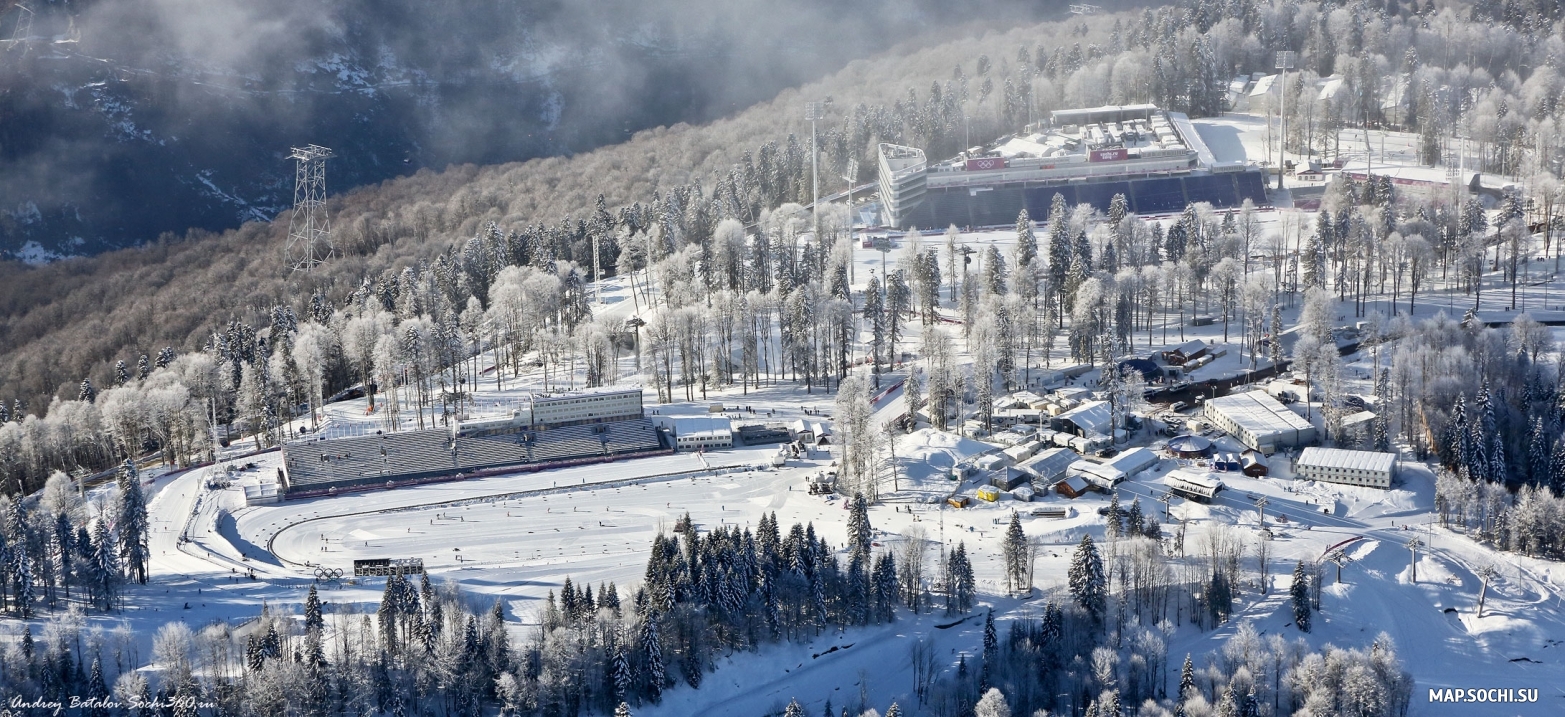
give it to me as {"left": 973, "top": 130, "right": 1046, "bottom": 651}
{"left": 279, "top": 388, "right": 670, "bottom": 499}
{"left": 878, "top": 103, "right": 1268, "bottom": 229}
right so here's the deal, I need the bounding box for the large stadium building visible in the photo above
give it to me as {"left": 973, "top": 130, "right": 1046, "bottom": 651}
{"left": 280, "top": 387, "right": 669, "bottom": 499}
{"left": 878, "top": 104, "right": 1267, "bottom": 229}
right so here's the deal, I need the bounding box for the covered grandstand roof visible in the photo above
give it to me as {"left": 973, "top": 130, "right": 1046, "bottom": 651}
{"left": 282, "top": 418, "right": 667, "bottom": 498}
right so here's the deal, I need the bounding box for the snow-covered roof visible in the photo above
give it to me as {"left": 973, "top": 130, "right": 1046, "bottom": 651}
{"left": 1337, "top": 161, "right": 1477, "bottom": 189}
{"left": 1317, "top": 75, "right": 1345, "bottom": 100}
{"left": 1024, "top": 447, "right": 1078, "bottom": 479}
{"left": 1070, "top": 459, "right": 1124, "bottom": 486}
{"left": 976, "top": 454, "right": 1008, "bottom": 470}
{"left": 1056, "top": 400, "right": 1113, "bottom": 434}
{"left": 1104, "top": 447, "right": 1158, "bottom": 476}
{"left": 1205, "top": 392, "right": 1313, "bottom": 435}
{"left": 655, "top": 415, "right": 731, "bottom": 438}
{"left": 1004, "top": 391, "right": 1046, "bottom": 407}
{"left": 1165, "top": 468, "right": 1223, "bottom": 491}
{"left": 1341, "top": 411, "right": 1376, "bottom": 428}
{"left": 531, "top": 386, "right": 643, "bottom": 403}
{"left": 1297, "top": 447, "right": 1396, "bottom": 474}
{"left": 1164, "top": 339, "right": 1208, "bottom": 357}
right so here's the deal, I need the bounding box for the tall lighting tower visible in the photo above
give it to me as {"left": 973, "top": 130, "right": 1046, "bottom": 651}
{"left": 286, "top": 144, "right": 336, "bottom": 273}
{"left": 1275, "top": 51, "right": 1296, "bottom": 191}
{"left": 805, "top": 101, "right": 826, "bottom": 244}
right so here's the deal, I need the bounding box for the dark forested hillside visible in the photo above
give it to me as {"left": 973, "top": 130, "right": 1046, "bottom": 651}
{"left": 0, "top": 0, "right": 1080, "bottom": 259}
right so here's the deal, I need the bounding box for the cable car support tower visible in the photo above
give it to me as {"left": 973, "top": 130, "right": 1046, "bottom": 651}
{"left": 285, "top": 144, "right": 336, "bottom": 274}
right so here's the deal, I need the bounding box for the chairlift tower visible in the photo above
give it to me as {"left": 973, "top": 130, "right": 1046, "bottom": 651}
{"left": 285, "top": 144, "right": 336, "bottom": 274}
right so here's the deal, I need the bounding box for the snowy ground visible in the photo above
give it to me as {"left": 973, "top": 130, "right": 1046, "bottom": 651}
{"left": 27, "top": 128, "right": 1565, "bottom": 714}
{"left": 141, "top": 404, "right": 1565, "bottom": 717}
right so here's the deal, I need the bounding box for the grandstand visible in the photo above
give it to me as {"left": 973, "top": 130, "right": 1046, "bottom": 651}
{"left": 282, "top": 395, "right": 668, "bottom": 499}
{"left": 878, "top": 103, "right": 1267, "bottom": 229}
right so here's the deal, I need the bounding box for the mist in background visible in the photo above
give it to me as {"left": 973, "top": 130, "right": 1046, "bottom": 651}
{"left": 0, "top": 0, "right": 1075, "bottom": 259}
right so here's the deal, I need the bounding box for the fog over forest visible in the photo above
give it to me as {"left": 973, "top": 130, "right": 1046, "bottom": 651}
{"left": 0, "top": 0, "right": 1093, "bottom": 258}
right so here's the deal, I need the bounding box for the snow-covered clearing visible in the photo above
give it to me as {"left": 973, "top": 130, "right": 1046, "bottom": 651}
{"left": 28, "top": 117, "right": 1565, "bottom": 714}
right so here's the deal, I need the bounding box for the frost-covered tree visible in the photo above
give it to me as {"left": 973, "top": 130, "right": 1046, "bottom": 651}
{"left": 90, "top": 519, "right": 119, "bottom": 610}
{"left": 1001, "top": 512, "right": 1028, "bottom": 596}
{"left": 117, "top": 459, "right": 149, "bottom": 585}
{"left": 974, "top": 688, "right": 1011, "bottom": 717}
{"left": 1069, "top": 534, "right": 1106, "bottom": 623}
{"left": 847, "top": 493, "right": 872, "bottom": 559}
{"left": 944, "top": 541, "right": 975, "bottom": 614}
{"left": 1291, "top": 561, "right": 1311, "bottom": 633}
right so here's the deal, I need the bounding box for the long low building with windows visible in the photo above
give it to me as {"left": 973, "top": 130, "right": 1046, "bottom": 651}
{"left": 1203, "top": 391, "right": 1316, "bottom": 453}
{"left": 1295, "top": 447, "right": 1396, "bottom": 489}
{"left": 877, "top": 103, "right": 1267, "bottom": 229}
{"left": 653, "top": 415, "right": 734, "bottom": 451}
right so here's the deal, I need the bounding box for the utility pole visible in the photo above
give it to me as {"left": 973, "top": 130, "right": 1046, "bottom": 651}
{"left": 1275, "top": 52, "right": 1296, "bottom": 192}
{"left": 844, "top": 158, "right": 859, "bottom": 284}
{"left": 805, "top": 101, "right": 826, "bottom": 245}
{"left": 1475, "top": 564, "right": 1495, "bottom": 617}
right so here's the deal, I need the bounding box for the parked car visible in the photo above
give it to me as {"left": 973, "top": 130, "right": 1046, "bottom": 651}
{"left": 1170, "top": 401, "right": 1189, "bottom": 412}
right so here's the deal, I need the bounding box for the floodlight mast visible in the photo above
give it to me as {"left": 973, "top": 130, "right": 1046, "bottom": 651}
{"left": 1275, "top": 51, "right": 1296, "bottom": 191}
{"left": 805, "top": 101, "right": 826, "bottom": 245}
{"left": 286, "top": 144, "right": 336, "bottom": 274}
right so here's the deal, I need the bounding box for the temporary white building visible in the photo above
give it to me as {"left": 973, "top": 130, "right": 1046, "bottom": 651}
{"left": 1204, "top": 391, "right": 1316, "bottom": 452}
{"left": 1296, "top": 447, "right": 1396, "bottom": 489}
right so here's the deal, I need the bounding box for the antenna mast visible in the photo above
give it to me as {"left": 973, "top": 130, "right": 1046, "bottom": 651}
{"left": 285, "top": 144, "right": 336, "bottom": 273}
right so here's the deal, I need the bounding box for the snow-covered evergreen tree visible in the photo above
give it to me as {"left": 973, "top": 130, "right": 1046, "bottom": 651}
{"left": 117, "top": 460, "right": 149, "bottom": 585}
{"left": 1001, "top": 512, "right": 1028, "bottom": 595}
{"left": 847, "top": 493, "right": 872, "bottom": 559}
{"left": 1178, "top": 653, "right": 1195, "bottom": 703}
{"left": 1068, "top": 535, "right": 1106, "bottom": 623}
{"left": 1291, "top": 561, "right": 1311, "bottom": 633}
{"left": 641, "top": 615, "right": 665, "bottom": 702}
{"left": 1104, "top": 492, "right": 1122, "bottom": 539}
{"left": 304, "top": 583, "right": 324, "bottom": 634}
{"left": 90, "top": 520, "right": 118, "bottom": 611}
